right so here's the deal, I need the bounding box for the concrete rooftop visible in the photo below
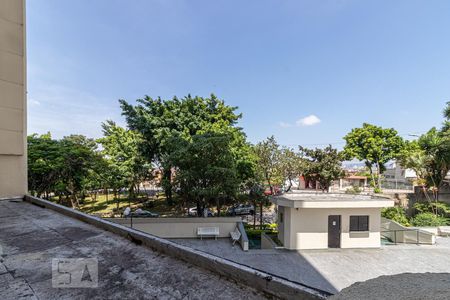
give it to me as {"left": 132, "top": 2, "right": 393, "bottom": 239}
{"left": 0, "top": 199, "right": 266, "bottom": 299}
{"left": 172, "top": 236, "right": 450, "bottom": 294}
{"left": 272, "top": 192, "right": 394, "bottom": 208}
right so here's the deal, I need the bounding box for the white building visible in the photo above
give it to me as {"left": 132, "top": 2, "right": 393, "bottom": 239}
{"left": 272, "top": 192, "right": 394, "bottom": 250}
{"left": 383, "top": 161, "right": 417, "bottom": 185}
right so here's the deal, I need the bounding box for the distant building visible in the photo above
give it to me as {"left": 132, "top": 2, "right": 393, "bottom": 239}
{"left": 383, "top": 161, "right": 416, "bottom": 188}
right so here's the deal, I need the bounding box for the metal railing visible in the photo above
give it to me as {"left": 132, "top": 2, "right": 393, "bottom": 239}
{"left": 381, "top": 229, "right": 433, "bottom": 245}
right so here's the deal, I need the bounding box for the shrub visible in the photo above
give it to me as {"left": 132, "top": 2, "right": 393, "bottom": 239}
{"left": 411, "top": 212, "right": 449, "bottom": 227}
{"left": 345, "top": 185, "right": 362, "bottom": 194}
{"left": 381, "top": 206, "right": 410, "bottom": 227}
{"left": 413, "top": 202, "right": 450, "bottom": 217}
{"left": 373, "top": 187, "right": 382, "bottom": 194}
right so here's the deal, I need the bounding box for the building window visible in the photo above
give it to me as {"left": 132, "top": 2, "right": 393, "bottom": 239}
{"left": 350, "top": 216, "right": 369, "bottom": 232}
{"left": 279, "top": 212, "right": 284, "bottom": 223}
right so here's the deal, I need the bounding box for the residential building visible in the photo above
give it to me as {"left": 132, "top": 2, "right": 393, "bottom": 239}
{"left": 383, "top": 161, "right": 416, "bottom": 189}
{"left": 0, "top": 0, "right": 27, "bottom": 198}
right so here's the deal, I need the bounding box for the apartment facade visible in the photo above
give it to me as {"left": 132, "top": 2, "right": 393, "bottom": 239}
{"left": 0, "top": 0, "right": 27, "bottom": 198}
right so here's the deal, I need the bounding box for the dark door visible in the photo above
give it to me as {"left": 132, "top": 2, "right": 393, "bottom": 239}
{"left": 328, "top": 215, "right": 341, "bottom": 248}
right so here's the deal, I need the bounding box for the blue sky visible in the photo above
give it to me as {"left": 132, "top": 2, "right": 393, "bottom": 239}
{"left": 27, "top": 0, "right": 450, "bottom": 148}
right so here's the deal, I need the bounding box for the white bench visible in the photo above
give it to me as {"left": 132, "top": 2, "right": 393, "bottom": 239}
{"left": 197, "top": 227, "right": 219, "bottom": 240}
{"left": 230, "top": 228, "right": 241, "bottom": 246}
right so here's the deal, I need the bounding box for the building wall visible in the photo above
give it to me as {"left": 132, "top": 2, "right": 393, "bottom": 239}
{"left": 281, "top": 207, "right": 382, "bottom": 250}
{"left": 109, "top": 217, "right": 241, "bottom": 238}
{"left": 0, "top": 0, "right": 27, "bottom": 198}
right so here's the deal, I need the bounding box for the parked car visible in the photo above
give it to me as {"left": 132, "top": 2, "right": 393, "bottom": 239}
{"left": 128, "top": 208, "right": 159, "bottom": 218}
{"left": 227, "top": 204, "right": 255, "bottom": 216}
{"left": 188, "top": 207, "right": 214, "bottom": 217}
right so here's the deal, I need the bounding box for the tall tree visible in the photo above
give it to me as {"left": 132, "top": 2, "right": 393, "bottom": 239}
{"left": 343, "top": 123, "right": 404, "bottom": 190}
{"left": 57, "top": 135, "right": 101, "bottom": 208}
{"left": 278, "top": 147, "right": 304, "bottom": 192}
{"left": 254, "top": 136, "right": 281, "bottom": 194}
{"left": 443, "top": 101, "right": 450, "bottom": 132}
{"left": 98, "top": 121, "right": 150, "bottom": 199}
{"left": 119, "top": 94, "right": 248, "bottom": 204}
{"left": 28, "top": 133, "right": 62, "bottom": 199}
{"left": 299, "top": 145, "right": 343, "bottom": 192}
{"left": 417, "top": 128, "right": 450, "bottom": 200}
{"left": 169, "top": 133, "right": 239, "bottom": 216}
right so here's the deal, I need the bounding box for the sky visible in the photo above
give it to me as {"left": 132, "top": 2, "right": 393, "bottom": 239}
{"left": 27, "top": 0, "right": 450, "bottom": 148}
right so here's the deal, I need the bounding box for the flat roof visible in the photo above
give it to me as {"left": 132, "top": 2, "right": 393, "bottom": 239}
{"left": 272, "top": 192, "right": 394, "bottom": 208}
{"left": 0, "top": 199, "right": 266, "bottom": 299}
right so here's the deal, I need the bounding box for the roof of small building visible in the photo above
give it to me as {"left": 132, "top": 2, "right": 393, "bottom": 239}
{"left": 272, "top": 191, "right": 394, "bottom": 209}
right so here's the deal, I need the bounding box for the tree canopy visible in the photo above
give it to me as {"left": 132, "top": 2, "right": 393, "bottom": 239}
{"left": 343, "top": 123, "right": 404, "bottom": 190}
{"left": 98, "top": 121, "right": 150, "bottom": 198}
{"left": 119, "top": 94, "right": 254, "bottom": 202}
{"left": 300, "top": 145, "right": 343, "bottom": 192}
{"left": 169, "top": 133, "right": 239, "bottom": 216}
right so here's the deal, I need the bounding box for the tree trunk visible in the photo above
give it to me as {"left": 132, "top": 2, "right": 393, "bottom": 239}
{"left": 266, "top": 172, "right": 273, "bottom": 195}
{"left": 252, "top": 200, "right": 257, "bottom": 229}
{"left": 376, "top": 161, "right": 382, "bottom": 190}
{"left": 260, "top": 202, "right": 263, "bottom": 229}
{"left": 286, "top": 178, "right": 293, "bottom": 192}
{"left": 163, "top": 168, "right": 173, "bottom": 205}
{"left": 70, "top": 194, "right": 78, "bottom": 209}
{"left": 216, "top": 198, "right": 220, "bottom": 217}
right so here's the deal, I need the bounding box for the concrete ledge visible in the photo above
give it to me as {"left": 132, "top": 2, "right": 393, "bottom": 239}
{"left": 24, "top": 195, "right": 330, "bottom": 299}
{"left": 237, "top": 221, "right": 249, "bottom": 251}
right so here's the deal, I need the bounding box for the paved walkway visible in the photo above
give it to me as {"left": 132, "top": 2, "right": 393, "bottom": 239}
{"left": 171, "top": 236, "right": 450, "bottom": 294}
{"left": 0, "top": 200, "right": 266, "bottom": 300}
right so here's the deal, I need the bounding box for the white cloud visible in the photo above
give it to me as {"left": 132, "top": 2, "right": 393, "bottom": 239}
{"left": 28, "top": 98, "right": 41, "bottom": 106}
{"left": 296, "top": 115, "right": 321, "bottom": 127}
{"left": 279, "top": 121, "right": 292, "bottom": 128}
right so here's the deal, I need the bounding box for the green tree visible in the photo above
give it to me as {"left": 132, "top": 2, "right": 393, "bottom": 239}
{"left": 254, "top": 136, "right": 281, "bottom": 194}
{"left": 28, "top": 133, "right": 62, "bottom": 199}
{"left": 58, "top": 135, "right": 101, "bottom": 208}
{"left": 416, "top": 128, "right": 450, "bottom": 201}
{"left": 443, "top": 101, "right": 450, "bottom": 132}
{"left": 98, "top": 121, "right": 150, "bottom": 200}
{"left": 169, "top": 133, "right": 240, "bottom": 217}
{"left": 278, "top": 147, "right": 304, "bottom": 192}
{"left": 28, "top": 133, "right": 103, "bottom": 208}
{"left": 120, "top": 94, "right": 249, "bottom": 204}
{"left": 343, "top": 123, "right": 404, "bottom": 191}
{"left": 299, "top": 145, "right": 343, "bottom": 192}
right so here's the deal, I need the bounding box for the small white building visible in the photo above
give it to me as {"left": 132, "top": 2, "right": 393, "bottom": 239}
{"left": 272, "top": 192, "right": 394, "bottom": 250}
{"left": 383, "top": 161, "right": 417, "bottom": 185}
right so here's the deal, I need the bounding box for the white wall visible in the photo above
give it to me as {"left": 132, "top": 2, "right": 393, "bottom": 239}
{"left": 109, "top": 217, "right": 241, "bottom": 238}
{"left": 280, "top": 207, "right": 382, "bottom": 250}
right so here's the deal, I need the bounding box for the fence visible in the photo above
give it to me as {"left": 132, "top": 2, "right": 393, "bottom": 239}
{"left": 381, "top": 181, "right": 414, "bottom": 191}
{"left": 381, "top": 229, "right": 435, "bottom": 245}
